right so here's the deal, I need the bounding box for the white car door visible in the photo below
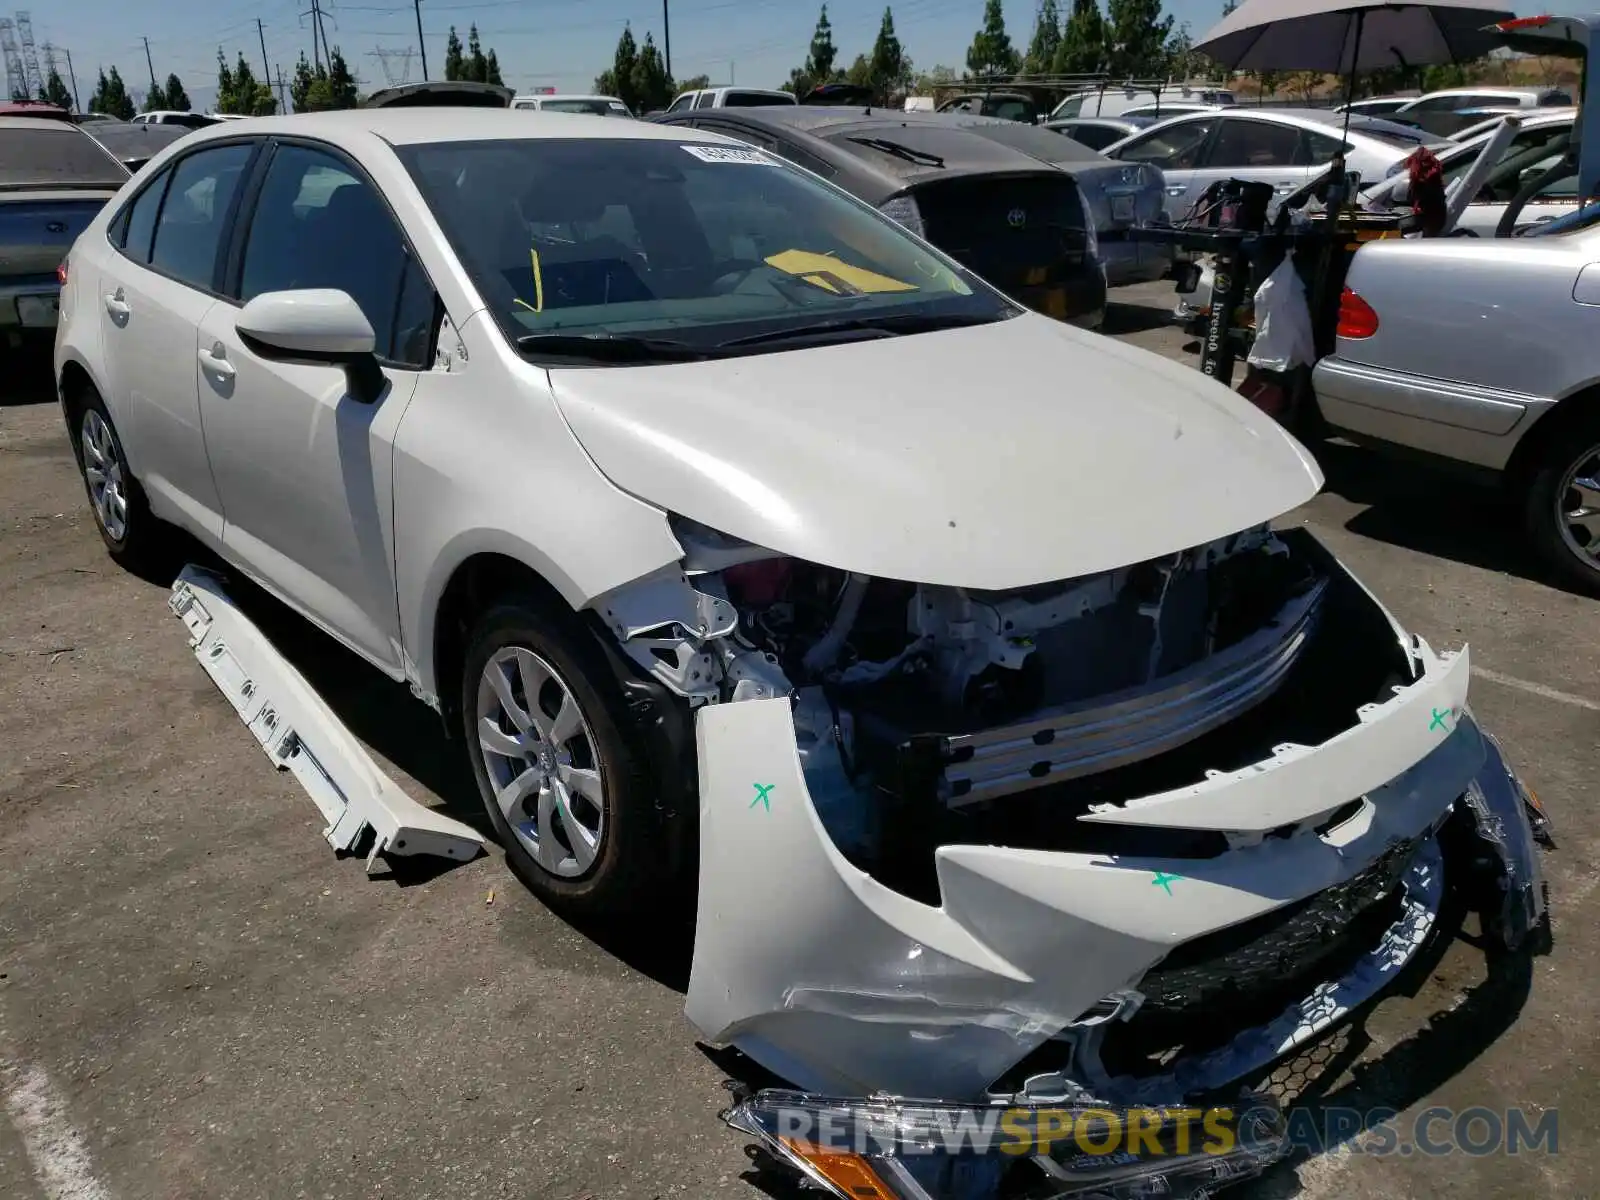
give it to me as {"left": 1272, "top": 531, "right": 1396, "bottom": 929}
{"left": 1109, "top": 116, "right": 1220, "bottom": 221}
{"left": 193, "top": 141, "right": 438, "bottom": 674}
{"left": 96, "top": 140, "right": 258, "bottom": 540}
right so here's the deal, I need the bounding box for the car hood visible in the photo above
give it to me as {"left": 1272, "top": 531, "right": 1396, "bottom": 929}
{"left": 546, "top": 312, "right": 1322, "bottom": 589}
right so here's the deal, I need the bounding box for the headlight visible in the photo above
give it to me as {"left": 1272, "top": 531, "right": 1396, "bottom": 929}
{"left": 726, "top": 1088, "right": 1290, "bottom": 1200}
{"left": 879, "top": 193, "right": 927, "bottom": 238}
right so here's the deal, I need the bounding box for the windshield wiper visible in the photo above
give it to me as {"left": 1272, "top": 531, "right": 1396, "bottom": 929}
{"left": 716, "top": 311, "right": 999, "bottom": 350}
{"left": 845, "top": 136, "right": 945, "bottom": 168}
{"left": 515, "top": 332, "right": 714, "bottom": 363}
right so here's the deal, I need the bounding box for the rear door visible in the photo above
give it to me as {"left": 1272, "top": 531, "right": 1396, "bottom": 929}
{"left": 1188, "top": 117, "right": 1313, "bottom": 205}
{"left": 97, "top": 140, "right": 259, "bottom": 539}
{"left": 194, "top": 138, "right": 436, "bottom": 672}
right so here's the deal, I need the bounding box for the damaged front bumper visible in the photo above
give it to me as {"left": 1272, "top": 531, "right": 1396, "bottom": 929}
{"left": 687, "top": 637, "right": 1547, "bottom": 1113}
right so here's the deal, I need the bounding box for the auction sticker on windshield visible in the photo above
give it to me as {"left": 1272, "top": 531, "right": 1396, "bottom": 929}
{"left": 682, "top": 144, "right": 776, "bottom": 165}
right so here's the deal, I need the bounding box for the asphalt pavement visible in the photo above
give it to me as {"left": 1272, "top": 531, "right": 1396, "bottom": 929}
{"left": 2, "top": 288, "right": 1596, "bottom": 1199}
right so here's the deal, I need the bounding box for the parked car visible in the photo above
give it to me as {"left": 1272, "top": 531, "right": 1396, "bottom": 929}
{"left": 1105, "top": 108, "right": 1446, "bottom": 221}
{"left": 1450, "top": 105, "right": 1575, "bottom": 143}
{"left": 1313, "top": 228, "right": 1600, "bottom": 593}
{"left": 662, "top": 86, "right": 795, "bottom": 113}
{"left": 511, "top": 92, "right": 632, "bottom": 116}
{"left": 54, "top": 109, "right": 1545, "bottom": 1150}
{"left": 1334, "top": 95, "right": 1418, "bottom": 118}
{"left": 1, "top": 116, "right": 127, "bottom": 342}
{"left": 1050, "top": 83, "right": 1235, "bottom": 120}
{"left": 1392, "top": 86, "right": 1574, "bottom": 137}
{"left": 1361, "top": 108, "right": 1576, "bottom": 235}
{"left": 1045, "top": 115, "right": 1153, "bottom": 151}
{"left": 363, "top": 80, "right": 513, "bottom": 108}
{"left": 935, "top": 90, "right": 1046, "bottom": 123}
{"left": 1117, "top": 102, "right": 1221, "bottom": 120}
{"left": 81, "top": 119, "right": 193, "bottom": 171}
{"left": 652, "top": 105, "right": 1107, "bottom": 325}
{"left": 0, "top": 99, "right": 72, "bottom": 120}
{"left": 925, "top": 110, "right": 1173, "bottom": 287}
{"left": 131, "top": 110, "right": 221, "bottom": 129}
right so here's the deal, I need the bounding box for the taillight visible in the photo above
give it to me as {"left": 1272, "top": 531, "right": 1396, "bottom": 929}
{"left": 56, "top": 258, "right": 68, "bottom": 286}
{"left": 1337, "top": 287, "right": 1379, "bottom": 338}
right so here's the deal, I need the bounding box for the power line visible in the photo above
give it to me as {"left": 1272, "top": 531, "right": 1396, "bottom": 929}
{"left": 413, "top": 0, "right": 427, "bottom": 79}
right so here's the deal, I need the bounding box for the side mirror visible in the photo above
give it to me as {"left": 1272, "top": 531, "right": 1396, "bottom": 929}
{"left": 236, "top": 289, "right": 386, "bottom": 402}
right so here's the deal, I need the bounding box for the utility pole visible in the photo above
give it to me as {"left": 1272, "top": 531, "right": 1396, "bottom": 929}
{"left": 275, "top": 63, "right": 287, "bottom": 112}
{"left": 302, "top": 0, "right": 322, "bottom": 69}
{"left": 314, "top": 0, "right": 332, "bottom": 72}
{"left": 256, "top": 18, "right": 270, "bottom": 84}
{"left": 413, "top": 0, "right": 428, "bottom": 80}
{"left": 63, "top": 46, "right": 79, "bottom": 110}
{"left": 662, "top": 0, "right": 672, "bottom": 82}
{"left": 142, "top": 35, "right": 157, "bottom": 103}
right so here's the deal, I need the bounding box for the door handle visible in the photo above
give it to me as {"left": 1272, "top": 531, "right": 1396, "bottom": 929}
{"left": 198, "top": 344, "right": 235, "bottom": 380}
{"left": 1166, "top": 185, "right": 1187, "bottom": 196}
{"left": 103, "top": 288, "right": 129, "bottom": 320}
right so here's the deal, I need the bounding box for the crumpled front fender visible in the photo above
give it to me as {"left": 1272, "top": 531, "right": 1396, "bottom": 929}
{"left": 685, "top": 641, "right": 1487, "bottom": 1102}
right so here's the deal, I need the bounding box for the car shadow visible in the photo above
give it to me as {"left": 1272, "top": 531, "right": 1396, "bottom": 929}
{"left": 1102, "top": 300, "right": 1178, "bottom": 336}
{"left": 1311, "top": 439, "right": 1563, "bottom": 588}
{"left": 1, "top": 344, "right": 59, "bottom": 407}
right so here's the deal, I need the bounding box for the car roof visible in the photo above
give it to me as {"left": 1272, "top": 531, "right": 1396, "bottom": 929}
{"left": 159, "top": 107, "right": 723, "bottom": 148}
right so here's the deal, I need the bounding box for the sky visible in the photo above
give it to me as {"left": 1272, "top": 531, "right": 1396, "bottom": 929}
{"left": 36, "top": 0, "right": 1239, "bottom": 111}
{"left": 28, "top": 0, "right": 1593, "bottom": 112}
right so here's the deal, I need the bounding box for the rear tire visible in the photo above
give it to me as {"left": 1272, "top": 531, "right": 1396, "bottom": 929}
{"left": 460, "top": 595, "right": 664, "bottom": 918}
{"left": 68, "top": 384, "right": 171, "bottom": 574}
{"left": 1524, "top": 413, "right": 1600, "bottom": 597}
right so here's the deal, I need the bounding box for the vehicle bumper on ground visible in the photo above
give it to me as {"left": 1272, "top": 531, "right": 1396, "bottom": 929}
{"left": 0, "top": 277, "right": 62, "bottom": 330}
{"left": 1312, "top": 354, "right": 1551, "bottom": 471}
{"left": 686, "top": 634, "right": 1546, "bottom": 1107}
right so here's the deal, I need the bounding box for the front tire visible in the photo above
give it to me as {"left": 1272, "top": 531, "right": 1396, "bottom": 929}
{"left": 69, "top": 385, "right": 169, "bottom": 573}
{"left": 460, "top": 597, "right": 663, "bottom": 917}
{"left": 1525, "top": 415, "right": 1600, "bottom": 597}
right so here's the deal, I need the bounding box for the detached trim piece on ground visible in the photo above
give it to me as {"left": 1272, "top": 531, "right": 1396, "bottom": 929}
{"left": 169, "top": 564, "right": 487, "bottom": 871}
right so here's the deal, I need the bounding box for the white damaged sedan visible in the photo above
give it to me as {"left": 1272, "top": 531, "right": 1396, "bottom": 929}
{"left": 56, "top": 109, "right": 1547, "bottom": 1197}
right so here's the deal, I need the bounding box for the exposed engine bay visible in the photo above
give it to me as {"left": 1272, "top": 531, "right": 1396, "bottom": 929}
{"left": 593, "top": 516, "right": 1397, "bottom": 877}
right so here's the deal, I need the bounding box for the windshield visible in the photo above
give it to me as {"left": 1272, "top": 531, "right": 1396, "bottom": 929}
{"left": 399, "top": 136, "right": 1012, "bottom": 361}
{"left": 0, "top": 125, "right": 128, "bottom": 188}
{"left": 543, "top": 99, "right": 618, "bottom": 116}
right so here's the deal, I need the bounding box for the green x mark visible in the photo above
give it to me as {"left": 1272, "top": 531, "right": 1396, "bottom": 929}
{"left": 751, "top": 782, "right": 774, "bottom": 811}
{"left": 1430, "top": 706, "right": 1454, "bottom": 732}
{"left": 1151, "top": 871, "right": 1184, "bottom": 895}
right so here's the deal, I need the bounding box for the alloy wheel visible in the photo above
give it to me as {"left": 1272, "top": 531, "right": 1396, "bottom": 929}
{"left": 1556, "top": 441, "right": 1600, "bottom": 572}
{"left": 80, "top": 410, "right": 128, "bottom": 542}
{"left": 475, "top": 646, "right": 606, "bottom": 877}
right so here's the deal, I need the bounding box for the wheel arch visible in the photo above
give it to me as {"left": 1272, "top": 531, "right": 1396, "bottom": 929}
{"left": 55, "top": 357, "right": 100, "bottom": 458}
{"left": 1504, "top": 382, "right": 1600, "bottom": 494}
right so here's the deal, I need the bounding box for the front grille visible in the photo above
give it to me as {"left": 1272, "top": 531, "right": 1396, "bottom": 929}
{"left": 1101, "top": 835, "right": 1424, "bottom": 1076}
{"left": 913, "top": 173, "right": 1089, "bottom": 289}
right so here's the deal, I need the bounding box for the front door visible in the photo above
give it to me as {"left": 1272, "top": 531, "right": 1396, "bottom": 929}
{"left": 195, "top": 140, "right": 439, "bottom": 673}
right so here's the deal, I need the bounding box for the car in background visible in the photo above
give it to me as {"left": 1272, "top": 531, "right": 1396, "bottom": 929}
{"left": 81, "top": 120, "right": 193, "bottom": 171}
{"left": 653, "top": 105, "right": 1107, "bottom": 325}
{"left": 1450, "top": 105, "right": 1574, "bottom": 142}
{"left": 1361, "top": 108, "right": 1576, "bottom": 235}
{"left": 0, "top": 116, "right": 128, "bottom": 343}
{"left": 1045, "top": 115, "right": 1153, "bottom": 151}
{"left": 512, "top": 93, "right": 633, "bottom": 116}
{"left": 1105, "top": 108, "right": 1445, "bottom": 221}
{"left": 1392, "top": 85, "right": 1573, "bottom": 136}
{"left": 1313, "top": 226, "right": 1600, "bottom": 594}
{"left": 1050, "top": 84, "right": 1234, "bottom": 120}
{"left": 930, "top": 110, "right": 1172, "bottom": 287}
{"left": 131, "top": 111, "right": 221, "bottom": 129}
{"left": 935, "top": 90, "right": 1046, "bottom": 123}
{"left": 0, "top": 99, "right": 72, "bottom": 120}
{"left": 364, "top": 80, "right": 514, "bottom": 108}
{"left": 1118, "top": 101, "right": 1220, "bottom": 120}
{"left": 662, "top": 86, "right": 795, "bottom": 113}
{"left": 1335, "top": 96, "right": 1418, "bottom": 118}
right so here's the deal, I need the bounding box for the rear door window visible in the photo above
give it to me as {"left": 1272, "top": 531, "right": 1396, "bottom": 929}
{"left": 148, "top": 143, "right": 254, "bottom": 292}
{"left": 1204, "top": 119, "right": 1301, "bottom": 168}
{"left": 116, "top": 167, "right": 171, "bottom": 263}
{"left": 694, "top": 91, "right": 717, "bottom": 109}
{"left": 1062, "top": 124, "right": 1121, "bottom": 151}
{"left": 724, "top": 91, "right": 795, "bottom": 108}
